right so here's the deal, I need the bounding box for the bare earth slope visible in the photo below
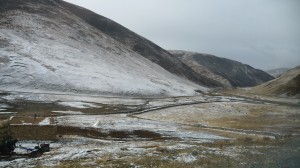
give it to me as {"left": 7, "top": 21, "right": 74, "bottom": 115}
{"left": 0, "top": 0, "right": 204, "bottom": 97}
{"left": 251, "top": 66, "right": 300, "bottom": 98}
{"left": 169, "top": 50, "right": 274, "bottom": 87}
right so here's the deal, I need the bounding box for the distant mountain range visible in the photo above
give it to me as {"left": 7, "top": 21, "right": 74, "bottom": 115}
{"left": 0, "top": 0, "right": 274, "bottom": 97}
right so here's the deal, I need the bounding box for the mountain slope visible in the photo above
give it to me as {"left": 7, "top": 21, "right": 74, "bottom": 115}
{"left": 0, "top": 0, "right": 204, "bottom": 97}
{"left": 169, "top": 50, "right": 274, "bottom": 88}
{"left": 251, "top": 66, "right": 300, "bottom": 98}
{"left": 56, "top": 0, "right": 222, "bottom": 87}
{"left": 266, "top": 68, "right": 289, "bottom": 78}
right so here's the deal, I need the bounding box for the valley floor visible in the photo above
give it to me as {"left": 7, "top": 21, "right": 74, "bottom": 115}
{"left": 0, "top": 91, "right": 299, "bottom": 167}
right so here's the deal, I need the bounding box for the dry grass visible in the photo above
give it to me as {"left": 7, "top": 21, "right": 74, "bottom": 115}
{"left": 205, "top": 103, "right": 300, "bottom": 134}
{"left": 35, "top": 135, "right": 299, "bottom": 168}
{"left": 92, "top": 146, "right": 239, "bottom": 168}
{"left": 53, "top": 150, "right": 239, "bottom": 168}
{"left": 10, "top": 117, "right": 44, "bottom": 125}
{"left": 54, "top": 162, "right": 87, "bottom": 168}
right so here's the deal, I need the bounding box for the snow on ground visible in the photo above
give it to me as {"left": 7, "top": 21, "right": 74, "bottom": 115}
{"left": 0, "top": 103, "right": 11, "bottom": 109}
{"left": 56, "top": 114, "right": 227, "bottom": 141}
{"left": 38, "top": 117, "right": 50, "bottom": 125}
{"left": 0, "top": 91, "right": 209, "bottom": 110}
{"left": 14, "top": 141, "right": 55, "bottom": 155}
{"left": 58, "top": 101, "right": 101, "bottom": 109}
{"left": 176, "top": 154, "right": 197, "bottom": 163}
{"left": 0, "top": 138, "right": 101, "bottom": 167}
{"left": 0, "top": 91, "right": 147, "bottom": 105}
{"left": 145, "top": 96, "right": 208, "bottom": 108}
{"left": 52, "top": 110, "right": 83, "bottom": 115}
{"left": 0, "top": 135, "right": 237, "bottom": 167}
{"left": 57, "top": 115, "right": 101, "bottom": 128}
{"left": 0, "top": 112, "right": 17, "bottom": 114}
{"left": 0, "top": 137, "right": 172, "bottom": 167}
{"left": 147, "top": 98, "right": 179, "bottom": 107}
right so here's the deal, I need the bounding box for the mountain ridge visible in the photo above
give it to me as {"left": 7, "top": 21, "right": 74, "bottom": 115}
{"left": 169, "top": 50, "right": 274, "bottom": 88}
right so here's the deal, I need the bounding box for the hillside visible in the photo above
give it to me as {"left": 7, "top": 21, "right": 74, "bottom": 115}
{"left": 0, "top": 0, "right": 204, "bottom": 97}
{"left": 56, "top": 0, "right": 222, "bottom": 87}
{"left": 169, "top": 50, "right": 274, "bottom": 88}
{"left": 266, "top": 68, "right": 289, "bottom": 78}
{"left": 251, "top": 66, "right": 300, "bottom": 98}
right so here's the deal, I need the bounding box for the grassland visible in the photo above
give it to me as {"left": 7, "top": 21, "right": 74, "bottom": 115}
{"left": 0, "top": 92, "right": 299, "bottom": 167}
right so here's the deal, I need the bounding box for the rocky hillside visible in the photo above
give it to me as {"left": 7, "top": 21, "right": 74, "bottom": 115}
{"left": 251, "top": 66, "right": 300, "bottom": 98}
{"left": 0, "top": 0, "right": 206, "bottom": 97}
{"left": 169, "top": 50, "right": 274, "bottom": 88}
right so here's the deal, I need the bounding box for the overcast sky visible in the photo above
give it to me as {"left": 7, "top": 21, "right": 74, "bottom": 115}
{"left": 64, "top": 0, "right": 300, "bottom": 70}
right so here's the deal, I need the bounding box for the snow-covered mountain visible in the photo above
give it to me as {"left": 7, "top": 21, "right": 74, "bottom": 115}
{"left": 57, "top": 0, "right": 221, "bottom": 88}
{"left": 0, "top": 0, "right": 204, "bottom": 97}
{"left": 169, "top": 50, "right": 274, "bottom": 88}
